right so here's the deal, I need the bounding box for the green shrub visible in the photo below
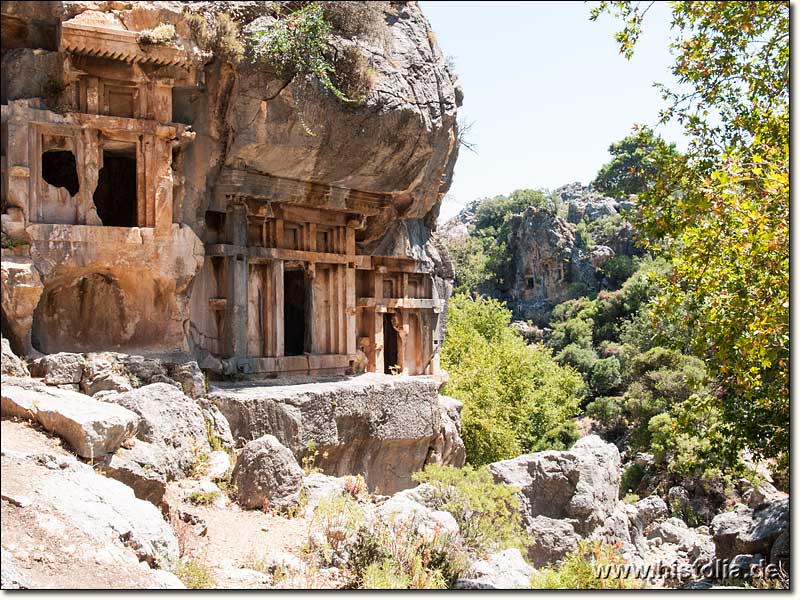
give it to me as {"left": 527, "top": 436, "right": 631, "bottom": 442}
{"left": 556, "top": 343, "right": 598, "bottom": 378}
{"left": 187, "top": 490, "right": 220, "bottom": 506}
{"left": 599, "top": 255, "right": 638, "bottom": 289}
{"left": 586, "top": 396, "right": 625, "bottom": 432}
{"left": 619, "top": 463, "right": 644, "bottom": 497}
{"left": 348, "top": 517, "right": 467, "bottom": 589}
{"left": 445, "top": 235, "right": 492, "bottom": 295}
{"left": 175, "top": 559, "right": 216, "bottom": 589}
{"left": 412, "top": 464, "right": 530, "bottom": 555}
{"left": 549, "top": 317, "right": 594, "bottom": 351}
{"left": 530, "top": 540, "right": 643, "bottom": 589}
{"left": 534, "top": 419, "right": 580, "bottom": 452}
{"left": 590, "top": 356, "right": 622, "bottom": 396}
{"left": 442, "top": 294, "right": 584, "bottom": 465}
{"left": 250, "top": 3, "right": 349, "bottom": 102}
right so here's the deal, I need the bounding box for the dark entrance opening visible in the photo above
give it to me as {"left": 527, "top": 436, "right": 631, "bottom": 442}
{"left": 284, "top": 269, "right": 307, "bottom": 356}
{"left": 41, "top": 150, "right": 80, "bottom": 196}
{"left": 93, "top": 147, "right": 137, "bottom": 226}
{"left": 383, "top": 313, "right": 398, "bottom": 374}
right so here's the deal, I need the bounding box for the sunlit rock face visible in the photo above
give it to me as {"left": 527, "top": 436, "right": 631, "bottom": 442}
{"left": 1, "top": 1, "right": 458, "bottom": 375}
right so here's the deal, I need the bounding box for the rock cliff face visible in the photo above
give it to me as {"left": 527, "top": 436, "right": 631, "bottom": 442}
{"left": 1, "top": 1, "right": 459, "bottom": 368}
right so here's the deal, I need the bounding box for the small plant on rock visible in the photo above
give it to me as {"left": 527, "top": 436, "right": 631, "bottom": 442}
{"left": 175, "top": 559, "right": 216, "bottom": 589}
{"left": 187, "top": 490, "right": 220, "bottom": 506}
{"left": 530, "top": 540, "right": 644, "bottom": 589}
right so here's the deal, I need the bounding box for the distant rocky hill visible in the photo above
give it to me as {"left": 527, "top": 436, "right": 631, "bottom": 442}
{"left": 440, "top": 183, "right": 642, "bottom": 324}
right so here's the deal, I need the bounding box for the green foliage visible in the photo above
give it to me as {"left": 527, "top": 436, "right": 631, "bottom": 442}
{"left": 556, "top": 344, "right": 598, "bottom": 379}
{"left": 534, "top": 419, "right": 580, "bottom": 452}
{"left": 549, "top": 318, "right": 594, "bottom": 352}
{"left": 250, "top": 3, "right": 350, "bottom": 102}
{"left": 592, "top": 126, "right": 679, "bottom": 197}
{"left": 412, "top": 464, "right": 530, "bottom": 555}
{"left": 586, "top": 396, "right": 625, "bottom": 432}
{"left": 445, "top": 236, "right": 492, "bottom": 295}
{"left": 592, "top": 1, "right": 789, "bottom": 463}
{"left": 590, "top": 357, "right": 622, "bottom": 396}
{"left": 348, "top": 516, "right": 467, "bottom": 589}
{"left": 573, "top": 221, "right": 594, "bottom": 250}
{"left": 598, "top": 255, "right": 637, "bottom": 289}
{"left": 619, "top": 462, "right": 644, "bottom": 497}
{"left": 530, "top": 540, "right": 643, "bottom": 589}
{"left": 187, "top": 490, "right": 220, "bottom": 506}
{"left": 648, "top": 396, "right": 743, "bottom": 477}
{"left": 175, "top": 559, "right": 216, "bottom": 589}
{"left": 442, "top": 294, "right": 584, "bottom": 465}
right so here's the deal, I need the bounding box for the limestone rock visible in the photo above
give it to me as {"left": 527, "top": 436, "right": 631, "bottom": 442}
{"left": 207, "top": 450, "right": 231, "bottom": 481}
{"left": 648, "top": 517, "right": 696, "bottom": 548}
{"left": 525, "top": 515, "right": 580, "bottom": 567}
{"left": 376, "top": 489, "right": 460, "bottom": 539}
{"left": 301, "top": 472, "right": 348, "bottom": 518}
{"left": 594, "top": 501, "right": 647, "bottom": 556}
{"left": 0, "top": 257, "right": 43, "bottom": 354}
{"left": 30, "top": 352, "right": 85, "bottom": 385}
{"left": 232, "top": 435, "right": 304, "bottom": 510}
{"left": 711, "top": 498, "right": 789, "bottom": 561}
{"left": 1, "top": 337, "right": 29, "bottom": 377}
{"left": 454, "top": 548, "right": 534, "bottom": 590}
{"left": 488, "top": 435, "right": 621, "bottom": 536}
{"left": 0, "top": 383, "right": 138, "bottom": 458}
{"left": 81, "top": 357, "right": 133, "bottom": 396}
{"left": 428, "top": 395, "right": 466, "bottom": 468}
{"left": 634, "top": 495, "right": 669, "bottom": 531}
{"left": 99, "top": 441, "right": 169, "bottom": 507}
{"left": 1, "top": 449, "right": 179, "bottom": 573}
{"left": 102, "top": 383, "right": 210, "bottom": 480}
{"left": 210, "top": 374, "right": 449, "bottom": 494}
{"left": 200, "top": 403, "right": 235, "bottom": 450}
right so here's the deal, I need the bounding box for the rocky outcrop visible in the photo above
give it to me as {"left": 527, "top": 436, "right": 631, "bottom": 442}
{"left": 487, "top": 435, "right": 622, "bottom": 566}
{"left": 30, "top": 352, "right": 85, "bottom": 385}
{"left": 429, "top": 395, "right": 466, "bottom": 468}
{"left": 1, "top": 382, "right": 139, "bottom": 458}
{"left": 232, "top": 434, "right": 304, "bottom": 511}
{"left": 210, "top": 374, "right": 460, "bottom": 494}
{"left": 99, "top": 383, "right": 210, "bottom": 504}
{"left": 1, "top": 337, "right": 29, "bottom": 377}
{"left": 489, "top": 435, "right": 621, "bottom": 536}
{"left": 0, "top": 256, "right": 43, "bottom": 354}
{"left": 711, "top": 498, "right": 789, "bottom": 561}
{"left": 1, "top": 447, "right": 180, "bottom": 585}
{"left": 454, "top": 548, "right": 534, "bottom": 590}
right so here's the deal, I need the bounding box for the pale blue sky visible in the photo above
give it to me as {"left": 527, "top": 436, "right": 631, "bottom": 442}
{"left": 420, "top": 1, "right": 687, "bottom": 220}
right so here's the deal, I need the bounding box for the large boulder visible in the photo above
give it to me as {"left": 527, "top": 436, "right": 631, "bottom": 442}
{"left": 454, "top": 548, "right": 534, "bottom": 590}
{"left": 232, "top": 434, "right": 304, "bottom": 510}
{"left": 99, "top": 383, "right": 209, "bottom": 503}
{"left": 210, "top": 374, "right": 458, "bottom": 494}
{"left": 634, "top": 495, "right": 669, "bottom": 532}
{"left": 1, "top": 448, "right": 180, "bottom": 587}
{"left": 376, "top": 487, "right": 460, "bottom": 539}
{"left": 525, "top": 516, "right": 580, "bottom": 568}
{"left": 103, "top": 383, "right": 209, "bottom": 477}
{"left": 488, "top": 435, "right": 621, "bottom": 536}
{"left": 80, "top": 356, "right": 133, "bottom": 396}
{"left": 1, "top": 337, "right": 29, "bottom": 377}
{"left": 711, "top": 498, "right": 789, "bottom": 561}
{"left": 1, "top": 383, "right": 138, "bottom": 458}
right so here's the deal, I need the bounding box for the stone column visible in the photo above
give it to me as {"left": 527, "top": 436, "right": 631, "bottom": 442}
{"left": 225, "top": 203, "right": 248, "bottom": 357}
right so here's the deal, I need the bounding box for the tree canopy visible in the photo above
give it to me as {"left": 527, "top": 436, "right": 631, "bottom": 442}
{"left": 591, "top": 1, "right": 789, "bottom": 463}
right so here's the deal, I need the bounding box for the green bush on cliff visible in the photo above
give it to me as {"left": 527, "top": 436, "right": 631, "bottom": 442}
{"left": 441, "top": 294, "right": 584, "bottom": 465}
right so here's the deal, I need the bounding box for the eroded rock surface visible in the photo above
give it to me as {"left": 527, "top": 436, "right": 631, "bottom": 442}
{"left": 210, "top": 374, "right": 457, "bottom": 494}
{"left": 1, "top": 422, "right": 180, "bottom": 587}
{"left": 1, "top": 382, "right": 139, "bottom": 458}
{"left": 232, "top": 434, "right": 304, "bottom": 511}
